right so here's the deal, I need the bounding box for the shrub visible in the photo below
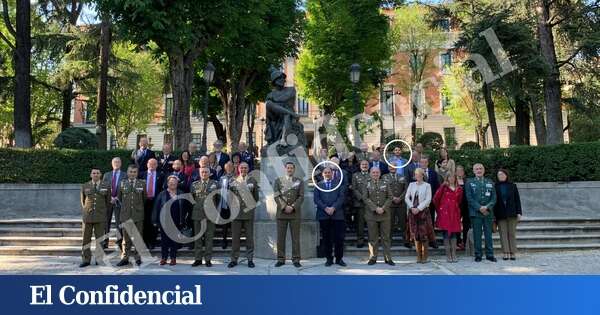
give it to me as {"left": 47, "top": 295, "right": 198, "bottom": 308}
{"left": 418, "top": 132, "right": 444, "bottom": 150}
{"left": 53, "top": 128, "right": 98, "bottom": 149}
{"left": 460, "top": 141, "right": 481, "bottom": 150}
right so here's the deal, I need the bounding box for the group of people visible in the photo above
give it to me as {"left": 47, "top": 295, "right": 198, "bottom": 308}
{"left": 313, "top": 142, "right": 523, "bottom": 266}
{"left": 79, "top": 136, "right": 523, "bottom": 269}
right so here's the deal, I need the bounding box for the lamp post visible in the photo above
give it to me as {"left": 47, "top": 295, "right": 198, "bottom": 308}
{"left": 200, "top": 62, "right": 215, "bottom": 155}
{"left": 350, "top": 63, "right": 361, "bottom": 148}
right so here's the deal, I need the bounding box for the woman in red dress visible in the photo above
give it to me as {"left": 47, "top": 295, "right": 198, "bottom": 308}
{"left": 433, "top": 172, "right": 463, "bottom": 263}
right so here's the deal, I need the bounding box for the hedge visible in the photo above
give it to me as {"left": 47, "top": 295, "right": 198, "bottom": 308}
{"left": 0, "top": 141, "right": 599, "bottom": 183}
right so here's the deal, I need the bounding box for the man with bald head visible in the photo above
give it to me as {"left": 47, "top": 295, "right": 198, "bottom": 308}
{"left": 314, "top": 165, "right": 347, "bottom": 267}
{"left": 102, "top": 157, "right": 126, "bottom": 250}
{"left": 139, "top": 158, "right": 164, "bottom": 248}
{"left": 131, "top": 137, "right": 155, "bottom": 172}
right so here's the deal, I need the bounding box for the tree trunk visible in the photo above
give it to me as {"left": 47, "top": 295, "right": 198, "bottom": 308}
{"left": 96, "top": 16, "right": 111, "bottom": 150}
{"left": 13, "top": 0, "right": 32, "bottom": 148}
{"left": 168, "top": 52, "right": 194, "bottom": 151}
{"left": 411, "top": 98, "right": 417, "bottom": 146}
{"left": 483, "top": 83, "right": 500, "bottom": 148}
{"left": 60, "top": 83, "right": 73, "bottom": 130}
{"left": 208, "top": 114, "right": 226, "bottom": 142}
{"left": 514, "top": 96, "right": 530, "bottom": 145}
{"left": 536, "top": 0, "right": 564, "bottom": 145}
{"left": 246, "top": 103, "right": 256, "bottom": 152}
{"left": 224, "top": 82, "right": 246, "bottom": 154}
{"left": 530, "top": 100, "right": 547, "bottom": 145}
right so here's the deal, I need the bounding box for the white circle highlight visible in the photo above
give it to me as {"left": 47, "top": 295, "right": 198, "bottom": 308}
{"left": 311, "top": 161, "right": 344, "bottom": 193}
{"left": 382, "top": 139, "right": 413, "bottom": 170}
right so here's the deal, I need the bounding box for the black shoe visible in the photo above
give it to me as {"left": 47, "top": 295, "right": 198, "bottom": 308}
{"left": 116, "top": 259, "right": 130, "bottom": 267}
{"left": 192, "top": 260, "right": 203, "bottom": 267}
{"left": 205, "top": 260, "right": 212, "bottom": 267}
{"left": 475, "top": 256, "right": 482, "bottom": 262}
{"left": 503, "top": 257, "right": 509, "bottom": 261}
{"left": 385, "top": 260, "right": 395, "bottom": 266}
{"left": 79, "top": 262, "right": 90, "bottom": 268}
{"left": 293, "top": 262, "right": 302, "bottom": 268}
{"left": 336, "top": 259, "right": 347, "bottom": 267}
{"left": 275, "top": 261, "right": 285, "bottom": 267}
{"left": 486, "top": 256, "right": 497, "bottom": 262}
{"left": 248, "top": 260, "right": 255, "bottom": 268}
{"left": 404, "top": 242, "right": 412, "bottom": 249}
{"left": 325, "top": 259, "right": 334, "bottom": 267}
{"left": 228, "top": 261, "right": 238, "bottom": 268}
{"left": 367, "top": 259, "right": 377, "bottom": 265}
{"left": 509, "top": 257, "right": 516, "bottom": 261}
{"left": 429, "top": 241, "right": 439, "bottom": 249}
{"left": 135, "top": 259, "right": 142, "bottom": 266}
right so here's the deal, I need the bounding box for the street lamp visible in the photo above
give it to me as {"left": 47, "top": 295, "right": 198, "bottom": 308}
{"left": 200, "top": 62, "right": 216, "bottom": 154}
{"left": 350, "top": 63, "right": 361, "bottom": 148}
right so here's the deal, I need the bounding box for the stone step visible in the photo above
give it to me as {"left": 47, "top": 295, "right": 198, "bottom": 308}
{"left": 1, "top": 243, "right": 600, "bottom": 257}
{"left": 0, "top": 236, "right": 246, "bottom": 247}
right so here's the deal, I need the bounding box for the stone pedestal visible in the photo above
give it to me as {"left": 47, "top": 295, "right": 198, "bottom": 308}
{"left": 253, "top": 155, "right": 318, "bottom": 259}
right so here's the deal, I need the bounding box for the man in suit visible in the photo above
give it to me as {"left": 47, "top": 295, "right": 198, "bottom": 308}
{"left": 139, "top": 158, "right": 164, "bottom": 249}
{"left": 351, "top": 160, "right": 370, "bottom": 248}
{"left": 314, "top": 166, "right": 347, "bottom": 267}
{"left": 273, "top": 162, "right": 304, "bottom": 268}
{"left": 131, "top": 137, "right": 155, "bottom": 173}
{"left": 238, "top": 142, "right": 255, "bottom": 171}
{"left": 190, "top": 167, "right": 219, "bottom": 267}
{"left": 364, "top": 167, "right": 394, "bottom": 265}
{"left": 80, "top": 168, "right": 111, "bottom": 268}
{"left": 116, "top": 165, "right": 146, "bottom": 267}
{"left": 404, "top": 151, "right": 421, "bottom": 182}
{"left": 164, "top": 159, "right": 187, "bottom": 192}
{"left": 228, "top": 162, "right": 259, "bottom": 268}
{"left": 101, "top": 157, "right": 126, "bottom": 250}
{"left": 189, "top": 142, "right": 202, "bottom": 166}
{"left": 420, "top": 155, "right": 440, "bottom": 249}
{"left": 157, "top": 143, "right": 176, "bottom": 173}
{"left": 383, "top": 163, "right": 409, "bottom": 248}
{"left": 356, "top": 142, "right": 370, "bottom": 162}
{"left": 369, "top": 150, "right": 389, "bottom": 175}
{"left": 212, "top": 140, "right": 230, "bottom": 168}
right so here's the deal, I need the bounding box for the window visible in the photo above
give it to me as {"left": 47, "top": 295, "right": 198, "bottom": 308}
{"left": 297, "top": 98, "right": 309, "bottom": 117}
{"left": 438, "top": 19, "right": 451, "bottom": 32}
{"left": 508, "top": 126, "right": 517, "bottom": 146}
{"left": 444, "top": 127, "right": 457, "bottom": 150}
{"left": 440, "top": 52, "right": 452, "bottom": 69}
{"left": 381, "top": 88, "right": 394, "bottom": 116}
{"left": 109, "top": 135, "right": 118, "bottom": 150}
{"left": 165, "top": 96, "right": 173, "bottom": 120}
{"left": 416, "top": 128, "right": 423, "bottom": 140}
{"left": 440, "top": 93, "right": 450, "bottom": 113}
{"left": 84, "top": 103, "right": 95, "bottom": 124}
{"left": 191, "top": 133, "right": 202, "bottom": 145}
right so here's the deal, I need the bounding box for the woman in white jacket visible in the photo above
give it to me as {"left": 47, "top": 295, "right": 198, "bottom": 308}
{"left": 404, "top": 168, "right": 435, "bottom": 263}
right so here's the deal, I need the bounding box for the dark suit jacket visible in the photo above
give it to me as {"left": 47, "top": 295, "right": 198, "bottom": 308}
{"left": 102, "top": 169, "right": 126, "bottom": 197}
{"left": 404, "top": 161, "right": 421, "bottom": 182}
{"left": 494, "top": 182, "right": 522, "bottom": 220}
{"left": 163, "top": 171, "right": 188, "bottom": 192}
{"left": 152, "top": 189, "right": 187, "bottom": 226}
{"left": 239, "top": 151, "right": 255, "bottom": 170}
{"left": 139, "top": 170, "right": 164, "bottom": 199}
{"left": 213, "top": 151, "right": 230, "bottom": 168}
{"left": 369, "top": 160, "right": 389, "bottom": 175}
{"left": 424, "top": 168, "right": 440, "bottom": 196}
{"left": 132, "top": 148, "right": 156, "bottom": 172}
{"left": 314, "top": 179, "right": 346, "bottom": 221}
{"left": 157, "top": 153, "right": 177, "bottom": 173}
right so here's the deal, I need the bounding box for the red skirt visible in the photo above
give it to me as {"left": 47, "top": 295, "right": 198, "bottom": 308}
{"left": 408, "top": 207, "right": 436, "bottom": 242}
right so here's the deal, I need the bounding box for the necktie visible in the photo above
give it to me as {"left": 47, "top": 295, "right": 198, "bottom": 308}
{"left": 326, "top": 181, "right": 331, "bottom": 190}
{"left": 148, "top": 172, "right": 154, "bottom": 198}
{"left": 111, "top": 171, "right": 117, "bottom": 197}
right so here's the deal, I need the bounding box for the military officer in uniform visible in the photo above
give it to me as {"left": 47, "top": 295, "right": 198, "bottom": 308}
{"left": 116, "top": 165, "right": 146, "bottom": 266}
{"left": 466, "top": 163, "right": 497, "bottom": 262}
{"left": 351, "top": 160, "right": 370, "bottom": 248}
{"left": 364, "top": 167, "right": 394, "bottom": 266}
{"left": 228, "top": 162, "right": 259, "bottom": 268}
{"left": 382, "top": 163, "right": 409, "bottom": 248}
{"left": 273, "top": 162, "right": 304, "bottom": 267}
{"left": 80, "top": 168, "right": 111, "bottom": 268}
{"left": 191, "top": 167, "right": 219, "bottom": 267}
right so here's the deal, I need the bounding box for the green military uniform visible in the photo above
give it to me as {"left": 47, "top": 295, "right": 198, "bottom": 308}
{"left": 382, "top": 172, "right": 408, "bottom": 240}
{"left": 117, "top": 179, "right": 146, "bottom": 261}
{"left": 465, "top": 176, "right": 497, "bottom": 258}
{"left": 273, "top": 176, "right": 304, "bottom": 263}
{"left": 351, "top": 171, "right": 370, "bottom": 246}
{"left": 191, "top": 178, "right": 219, "bottom": 262}
{"left": 363, "top": 178, "right": 393, "bottom": 261}
{"left": 230, "top": 175, "right": 259, "bottom": 262}
{"left": 80, "top": 181, "right": 111, "bottom": 264}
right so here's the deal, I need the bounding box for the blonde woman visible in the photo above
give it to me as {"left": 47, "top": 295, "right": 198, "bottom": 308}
{"left": 404, "top": 168, "right": 434, "bottom": 263}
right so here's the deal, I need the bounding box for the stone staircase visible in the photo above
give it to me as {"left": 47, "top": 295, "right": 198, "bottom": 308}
{"left": 0, "top": 217, "right": 600, "bottom": 256}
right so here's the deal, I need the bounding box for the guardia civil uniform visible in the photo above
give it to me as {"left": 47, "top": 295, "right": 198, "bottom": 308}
{"left": 363, "top": 178, "right": 393, "bottom": 262}
{"left": 351, "top": 170, "right": 370, "bottom": 247}
{"left": 465, "top": 176, "right": 497, "bottom": 259}
{"left": 117, "top": 178, "right": 146, "bottom": 261}
{"left": 191, "top": 178, "right": 219, "bottom": 263}
{"left": 382, "top": 172, "right": 408, "bottom": 240}
{"left": 80, "top": 180, "right": 111, "bottom": 264}
{"left": 273, "top": 176, "right": 304, "bottom": 263}
{"left": 230, "top": 175, "right": 259, "bottom": 263}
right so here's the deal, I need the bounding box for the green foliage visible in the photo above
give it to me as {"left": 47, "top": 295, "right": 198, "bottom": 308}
{"left": 441, "top": 64, "right": 487, "bottom": 133}
{"left": 53, "top": 128, "right": 98, "bottom": 149}
{"left": 459, "top": 141, "right": 481, "bottom": 151}
{"left": 418, "top": 132, "right": 444, "bottom": 151}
